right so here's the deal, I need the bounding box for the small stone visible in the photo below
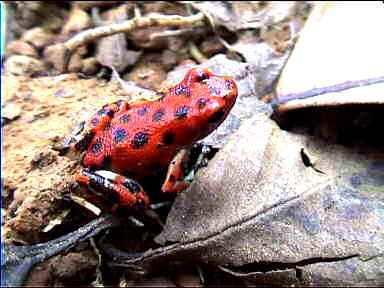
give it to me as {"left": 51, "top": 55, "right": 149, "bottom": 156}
{"left": 43, "top": 44, "right": 67, "bottom": 72}
{"left": 76, "top": 45, "right": 88, "bottom": 57}
{"left": 161, "top": 50, "right": 178, "bottom": 70}
{"left": 67, "top": 52, "right": 83, "bottom": 73}
{"left": 2, "top": 102, "right": 22, "bottom": 121}
{"left": 200, "top": 38, "right": 225, "bottom": 57}
{"left": 53, "top": 88, "right": 75, "bottom": 98}
{"left": 95, "top": 4, "right": 141, "bottom": 72}
{"left": 81, "top": 57, "right": 100, "bottom": 75}
{"left": 5, "top": 55, "right": 47, "bottom": 76}
{"left": 30, "top": 150, "right": 58, "bottom": 170}
{"left": 22, "top": 27, "right": 55, "bottom": 49}
{"left": 125, "top": 62, "right": 166, "bottom": 91}
{"left": 62, "top": 7, "right": 92, "bottom": 35}
{"left": 6, "top": 40, "right": 38, "bottom": 58}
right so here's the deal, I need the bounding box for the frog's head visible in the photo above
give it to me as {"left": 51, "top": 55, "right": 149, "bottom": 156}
{"left": 184, "top": 67, "right": 237, "bottom": 103}
{"left": 182, "top": 67, "right": 238, "bottom": 136}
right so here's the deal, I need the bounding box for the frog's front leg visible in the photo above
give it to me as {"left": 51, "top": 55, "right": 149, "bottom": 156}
{"left": 161, "top": 145, "right": 213, "bottom": 194}
{"left": 161, "top": 149, "right": 191, "bottom": 193}
{"left": 75, "top": 169, "right": 150, "bottom": 210}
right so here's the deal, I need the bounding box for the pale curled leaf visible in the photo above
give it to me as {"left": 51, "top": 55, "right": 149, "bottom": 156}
{"left": 275, "top": 2, "right": 384, "bottom": 111}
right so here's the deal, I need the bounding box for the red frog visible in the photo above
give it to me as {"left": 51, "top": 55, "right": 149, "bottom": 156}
{"left": 72, "top": 68, "right": 238, "bottom": 210}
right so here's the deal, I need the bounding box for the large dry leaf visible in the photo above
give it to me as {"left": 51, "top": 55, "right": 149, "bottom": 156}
{"left": 113, "top": 113, "right": 384, "bottom": 285}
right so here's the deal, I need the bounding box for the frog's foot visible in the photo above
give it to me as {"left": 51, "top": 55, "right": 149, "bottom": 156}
{"left": 2, "top": 214, "right": 119, "bottom": 287}
{"left": 76, "top": 169, "right": 150, "bottom": 209}
{"left": 161, "top": 149, "right": 190, "bottom": 193}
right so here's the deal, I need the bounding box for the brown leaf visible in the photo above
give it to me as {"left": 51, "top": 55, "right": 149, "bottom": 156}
{"left": 116, "top": 113, "right": 384, "bottom": 285}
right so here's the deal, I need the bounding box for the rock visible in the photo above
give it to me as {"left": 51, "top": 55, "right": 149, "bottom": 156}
{"left": 81, "top": 57, "right": 100, "bottom": 75}
{"left": 10, "top": 2, "right": 66, "bottom": 36}
{"left": 67, "top": 52, "right": 83, "bottom": 73}
{"left": 124, "top": 62, "right": 166, "bottom": 91}
{"left": 6, "top": 40, "right": 38, "bottom": 58}
{"left": 5, "top": 55, "right": 47, "bottom": 76}
{"left": 25, "top": 250, "right": 98, "bottom": 286}
{"left": 95, "top": 4, "right": 141, "bottom": 72}
{"left": 2, "top": 102, "right": 22, "bottom": 123}
{"left": 43, "top": 44, "right": 67, "bottom": 72}
{"left": 30, "top": 150, "right": 58, "bottom": 170}
{"left": 200, "top": 38, "right": 225, "bottom": 57}
{"left": 62, "top": 7, "right": 92, "bottom": 35}
{"left": 53, "top": 88, "right": 75, "bottom": 98}
{"left": 161, "top": 50, "right": 179, "bottom": 70}
{"left": 22, "top": 27, "right": 55, "bottom": 49}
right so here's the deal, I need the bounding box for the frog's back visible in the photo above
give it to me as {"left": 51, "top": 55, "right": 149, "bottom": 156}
{"left": 82, "top": 68, "right": 238, "bottom": 179}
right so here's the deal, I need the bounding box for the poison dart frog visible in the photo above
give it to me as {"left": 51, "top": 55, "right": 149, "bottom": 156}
{"left": 71, "top": 68, "right": 238, "bottom": 210}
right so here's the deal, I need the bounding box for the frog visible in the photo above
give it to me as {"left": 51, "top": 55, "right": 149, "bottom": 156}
{"left": 70, "top": 67, "right": 238, "bottom": 210}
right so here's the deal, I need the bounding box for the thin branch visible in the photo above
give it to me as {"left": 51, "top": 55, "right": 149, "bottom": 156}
{"left": 188, "top": 41, "right": 208, "bottom": 63}
{"left": 64, "top": 12, "right": 206, "bottom": 51}
{"left": 149, "top": 28, "right": 196, "bottom": 41}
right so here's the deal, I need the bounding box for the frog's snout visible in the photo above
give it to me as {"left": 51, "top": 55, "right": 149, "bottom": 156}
{"left": 208, "top": 77, "right": 238, "bottom": 103}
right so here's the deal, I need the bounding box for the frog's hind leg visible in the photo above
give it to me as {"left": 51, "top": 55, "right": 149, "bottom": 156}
{"left": 75, "top": 169, "right": 149, "bottom": 209}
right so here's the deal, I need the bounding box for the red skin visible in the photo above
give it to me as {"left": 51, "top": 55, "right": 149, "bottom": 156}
{"left": 76, "top": 68, "right": 238, "bottom": 208}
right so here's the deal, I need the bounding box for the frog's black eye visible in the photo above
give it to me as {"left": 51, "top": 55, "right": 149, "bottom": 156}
{"left": 197, "top": 98, "right": 207, "bottom": 109}
{"left": 195, "top": 70, "right": 210, "bottom": 82}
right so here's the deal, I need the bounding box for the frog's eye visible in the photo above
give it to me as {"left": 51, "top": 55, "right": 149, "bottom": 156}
{"left": 195, "top": 69, "right": 210, "bottom": 82}
{"left": 185, "top": 68, "right": 212, "bottom": 84}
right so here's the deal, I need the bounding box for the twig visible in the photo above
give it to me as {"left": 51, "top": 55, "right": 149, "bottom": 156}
{"left": 184, "top": 2, "right": 240, "bottom": 58}
{"left": 188, "top": 41, "right": 207, "bottom": 63}
{"left": 71, "top": 195, "right": 102, "bottom": 215}
{"left": 149, "top": 27, "right": 196, "bottom": 41}
{"left": 64, "top": 12, "right": 205, "bottom": 51}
